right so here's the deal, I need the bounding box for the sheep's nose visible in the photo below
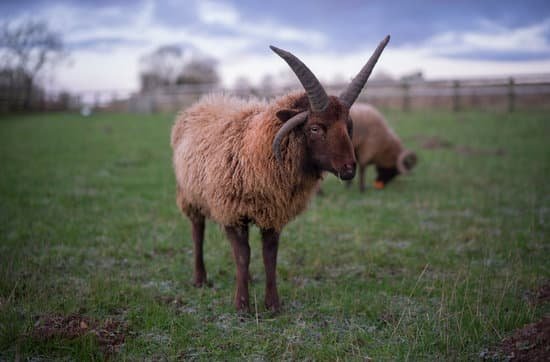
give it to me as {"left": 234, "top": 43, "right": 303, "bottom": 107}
{"left": 344, "top": 162, "right": 356, "bottom": 172}
{"left": 340, "top": 162, "right": 356, "bottom": 180}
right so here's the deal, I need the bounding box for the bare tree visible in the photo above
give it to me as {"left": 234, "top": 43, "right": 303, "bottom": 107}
{"left": 139, "top": 45, "right": 183, "bottom": 91}
{"left": 176, "top": 56, "right": 219, "bottom": 86}
{"left": 0, "top": 20, "right": 65, "bottom": 110}
{"left": 139, "top": 45, "right": 219, "bottom": 92}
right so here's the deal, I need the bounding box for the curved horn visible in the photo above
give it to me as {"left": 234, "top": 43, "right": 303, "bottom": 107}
{"left": 272, "top": 111, "right": 308, "bottom": 162}
{"left": 339, "top": 35, "right": 390, "bottom": 107}
{"left": 397, "top": 150, "right": 417, "bottom": 174}
{"left": 270, "top": 46, "right": 329, "bottom": 112}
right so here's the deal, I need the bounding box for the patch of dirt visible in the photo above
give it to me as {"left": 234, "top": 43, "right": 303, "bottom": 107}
{"left": 454, "top": 145, "right": 506, "bottom": 157}
{"left": 407, "top": 135, "right": 453, "bottom": 149}
{"left": 407, "top": 134, "right": 507, "bottom": 156}
{"left": 536, "top": 283, "right": 550, "bottom": 304}
{"left": 144, "top": 246, "right": 180, "bottom": 259}
{"left": 114, "top": 159, "right": 146, "bottom": 168}
{"left": 482, "top": 316, "right": 550, "bottom": 361}
{"left": 31, "top": 314, "right": 127, "bottom": 355}
{"left": 155, "top": 295, "right": 197, "bottom": 314}
{"left": 156, "top": 295, "right": 182, "bottom": 305}
{"left": 523, "top": 281, "right": 550, "bottom": 306}
{"left": 378, "top": 311, "right": 397, "bottom": 326}
{"left": 152, "top": 246, "right": 180, "bottom": 257}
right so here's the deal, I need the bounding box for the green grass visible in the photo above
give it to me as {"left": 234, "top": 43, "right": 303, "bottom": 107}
{"left": 0, "top": 108, "right": 548, "bottom": 360}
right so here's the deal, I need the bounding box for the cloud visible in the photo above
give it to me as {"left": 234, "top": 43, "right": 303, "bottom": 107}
{"left": 9, "top": 1, "right": 256, "bottom": 91}
{"left": 26, "top": 0, "right": 329, "bottom": 91}
{"left": 416, "top": 18, "right": 550, "bottom": 60}
{"left": 3, "top": 0, "right": 550, "bottom": 92}
{"left": 55, "top": 48, "right": 142, "bottom": 92}
{"left": 4, "top": 1, "right": 157, "bottom": 51}
{"left": 222, "top": 30, "right": 550, "bottom": 90}
{"left": 198, "top": 1, "right": 239, "bottom": 27}
{"left": 196, "top": 0, "right": 327, "bottom": 48}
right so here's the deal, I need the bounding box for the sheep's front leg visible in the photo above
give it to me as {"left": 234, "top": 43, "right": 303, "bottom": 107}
{"left": 191, "top": 215, "right": 207, "bottom": 287}
{"left": 225, "top": 224, "right": 251, "bottom": 312}
{"left": 261, "top": 228, "right": 280, "bottom": 312}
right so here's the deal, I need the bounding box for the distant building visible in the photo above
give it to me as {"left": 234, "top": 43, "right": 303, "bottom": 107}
{"left": 400, "top": 71, "right": 424, "bottom": 83}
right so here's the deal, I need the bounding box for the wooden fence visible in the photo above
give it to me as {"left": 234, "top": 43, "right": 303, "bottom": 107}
{"left": 326, "top": 74, "right": 550, "bottom": 113}
{"left": 2, "top": 74, "right": 549, "bottom": 114}
{"left": 118, "top": 74, "right": 550, "bottom": 114}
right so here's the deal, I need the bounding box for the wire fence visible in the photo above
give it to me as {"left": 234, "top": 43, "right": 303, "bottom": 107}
{"left": 2, "top": 74, "right": 550, "bottom": 114}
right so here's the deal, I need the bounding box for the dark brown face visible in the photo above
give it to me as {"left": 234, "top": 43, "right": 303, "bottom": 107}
{"left": 277, "top": 95, "right": 356, "bottom": 180}
{"left": 375, "top": 166, "right": 399, "bottom": 185}
{"left": 305, "top": 97, "right": 356, "bottom": 180}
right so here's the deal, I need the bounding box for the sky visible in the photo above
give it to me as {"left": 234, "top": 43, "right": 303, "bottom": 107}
{"left": 1, "top": 0, "right": 550, "bottom": 93}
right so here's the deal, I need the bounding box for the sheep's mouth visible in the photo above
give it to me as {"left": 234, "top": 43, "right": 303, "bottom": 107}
{"left": 336, "top": 167, "right": 355, "bottom": 181}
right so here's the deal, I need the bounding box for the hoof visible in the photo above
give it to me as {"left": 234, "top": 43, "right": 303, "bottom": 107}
{"left": 266, "top": 305, "right": 281, "bottom": 314}
{"left": 235, "top": 295, "right": 250, "bottom": 313}
{"left": 236, "top": 304, "right": 251, "bottom": 315}
{"left": 265, "top": 298, "right": 281, "bottom": 313}
{"left": 192, "top": 275, "right": 208, "bottom": 288}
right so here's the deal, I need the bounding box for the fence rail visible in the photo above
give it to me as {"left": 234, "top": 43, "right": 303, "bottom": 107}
{"left": 2, "top": 74, "right": 550, "bottom": 114}
{"left": 122, "top": 74, "right": 550, "bottom": 114}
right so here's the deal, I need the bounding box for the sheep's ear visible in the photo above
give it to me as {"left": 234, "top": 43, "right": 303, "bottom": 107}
{"left": 397, "top": 150, "right": 418, "bottom": 174}
{"left": 276, "top": 109, "right": 302, "bottom": 123}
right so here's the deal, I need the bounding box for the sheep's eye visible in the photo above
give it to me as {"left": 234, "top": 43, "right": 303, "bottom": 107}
{"left": 310, "top": 126, "right": 321, "bottom": 134}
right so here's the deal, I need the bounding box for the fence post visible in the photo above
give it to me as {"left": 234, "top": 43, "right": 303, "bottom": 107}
{"left": 453, "top": 80, "right": 460, "bottom": 112}
{"left": 508, "top": 77, "right": 515, "bottom": 113}
{"left": 94, "top": 92, "right": 101, "bottom": 110}
{"left": 40, "top": 92, "right": 46, "bottom": 111}
{"left": 75, "top": 95, "right": 82, "bottom": 110}
{"left": 402, "top": 81, "right": 410, "bottom": 112}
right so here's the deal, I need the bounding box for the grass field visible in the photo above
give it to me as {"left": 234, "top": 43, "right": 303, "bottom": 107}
{"left": 0, "top": 108, "right": 548, "bottom": 360}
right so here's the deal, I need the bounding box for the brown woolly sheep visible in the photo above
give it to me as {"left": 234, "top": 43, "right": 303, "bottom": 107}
{"left": 348, "top": 103, "right": 417, "bottom": 191}
{"left": 171, "top": 36, "right": 390, "bottom": 313}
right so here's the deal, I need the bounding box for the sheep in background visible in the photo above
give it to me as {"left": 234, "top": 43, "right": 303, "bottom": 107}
{"left": 348, "top": 103, "right": 417, "bottom": 191}
{"left": 171, "top": 36, "right": 390, "bottom": 313}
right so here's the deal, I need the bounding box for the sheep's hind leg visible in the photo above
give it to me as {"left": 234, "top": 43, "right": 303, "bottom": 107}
{"left": 191, "top": 215, "right": 207, "bottom": 287}
{"left": 261, "top": 228, "right": 280, "bottom": 312}
{"left": 225, "top": 223, "right": 251, "bottom": 313}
